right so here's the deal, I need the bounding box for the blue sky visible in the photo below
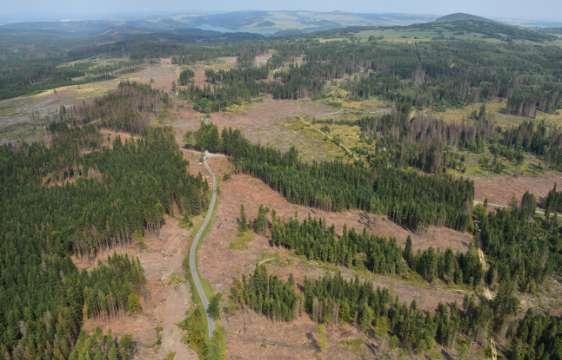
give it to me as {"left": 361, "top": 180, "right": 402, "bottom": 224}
{"left": 2, "top": 0, "right": 561, "bottom": 21}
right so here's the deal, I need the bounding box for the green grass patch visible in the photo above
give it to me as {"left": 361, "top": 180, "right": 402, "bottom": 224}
{"left": 340, "top": 337, "right": 364, "bottom": 355}
{"left": 166, "top": 272, "right": 185, "bottom": 286}
{"left": 448, "top": 148, "right": 546, "bottom": 177}
{"left": 229, "top": 230, "right": 254, "bottom": 250}
{"left": 314, "top": 324, "right": 329, "bottom": 352}
{"left": 180, "top": 306, "right": 208, "bottom": 358}
{"left": 179, "top": 304, "right": 226, "bottom": 360}
{"left": 0, "top": 122, "right": 48, "bottom": 144}
{"left": 428, "top": 99, "right": 562, "bottom": 129}
{"left": 284, "top": 117, "right": 349, "bottom": 161}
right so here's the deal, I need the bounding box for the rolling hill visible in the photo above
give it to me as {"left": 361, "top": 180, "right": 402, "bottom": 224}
{"left": 419, "top": 12, "right": 556, "bottom": 42}
{"left": 322, "top": 12, "right": 557, "bottom": 43}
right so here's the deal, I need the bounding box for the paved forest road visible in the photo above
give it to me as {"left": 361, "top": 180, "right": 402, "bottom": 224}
{"left": 188, "top": 158, "right": 217, "bottom": 338}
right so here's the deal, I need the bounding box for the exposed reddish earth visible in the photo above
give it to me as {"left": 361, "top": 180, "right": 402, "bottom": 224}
{"left": 472, "top": 171, "right": 561, "bottom": 206}
{"left": 224, "top": 311, "right": 369, "bottom": 360}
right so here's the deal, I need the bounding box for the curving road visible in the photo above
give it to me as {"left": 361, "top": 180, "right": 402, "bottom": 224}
{"left": 188, "top": 155, "right": 217, "bottom": 338}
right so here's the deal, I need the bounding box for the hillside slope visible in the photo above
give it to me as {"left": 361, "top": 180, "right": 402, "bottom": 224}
{"left": 423, "top": 12, "right": 555, "bottom": 41}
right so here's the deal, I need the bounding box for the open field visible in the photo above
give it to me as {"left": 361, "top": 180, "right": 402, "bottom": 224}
{"left": 254, "top": 50, "right": 274, "bottom": 66}
{"left": 167, "top": 96, "right": 347, "bottom": 162}
{"left": 472, "top": 171, "right": 562, "bottom": 206}
{"left": 0, "top": 79, "right": 119, "bottom": 143}
{"left": 224, "top": 311, "right": 372, "bottom": 360}
{"left": 209, "top": 97, "right": 344, "bottom": 161}
{"left": 125, "top": 58, "right": 180, "bottom": 91}
{"left": 452, "top": 149, "right": 547, "bottom": 177}
{"left": 426, "top": 98, "right": 562, "bottom": 129}
{"left": 0, "top": 58, "right": 179, "bottom": 143}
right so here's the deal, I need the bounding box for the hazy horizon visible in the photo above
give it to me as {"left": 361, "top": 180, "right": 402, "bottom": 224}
{"left": 1, "top": 0, "right": 562, "bottom": 23}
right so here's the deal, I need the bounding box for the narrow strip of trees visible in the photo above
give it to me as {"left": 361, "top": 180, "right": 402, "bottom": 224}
{"left": 270, "top": 216, "right": 482, "bottom": 285}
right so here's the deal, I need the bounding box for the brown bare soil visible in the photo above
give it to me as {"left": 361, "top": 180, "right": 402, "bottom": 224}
{"left": 518, "top": 278, "right": 562, "bottom": 317}
{"left": 78, "top": 217, "right": 197, "bottom": 360}
{"left": 126, "top": 58, "right": 179, "bottom": 91}
{"left": 208, "top": 174, "right": 471, "bottom": 256}
{"left": 473, "top": 171, "right": 562, "bottom": 206}
{"left": 199, "top": 173, "right": 471, "bottom": 298}
{"left": 192, "top": 65, "right": 207, "bottom": 88}
{"left": 254, "top": 50, "right": 274, "bottom": 67}
{"left": 181, "top": 149, "right": 233, "bottom": 181}
{"left": 224, "top": 311, "right": 370, "bottom": 360}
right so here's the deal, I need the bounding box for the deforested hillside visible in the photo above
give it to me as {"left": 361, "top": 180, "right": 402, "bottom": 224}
{"left": 1, "top": 6, "right": 561, "bottom": 360}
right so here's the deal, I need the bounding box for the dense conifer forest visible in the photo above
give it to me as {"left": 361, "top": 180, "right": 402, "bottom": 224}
{"left": 179, "top": 66, "right": 267, "bottom": 112}
{"left": 271, "top": 217, "right": 406, "bottom": 275}
{"left": 541, "top": 185, "right": 562, "bottom": 215}
{"left": 475, "top": 204, "right": 561, "bottom": 292}
{"left": 271, "top": 40, "right": 562, "bottom": 114}
{"left": 0, "top": 116, "right": 208, "bottom": 358}
{"left": 230, "top": 266, "right": 299, "bottom": 321}
{"left": 69, "top": 328, "right": 136, "bottom": 360}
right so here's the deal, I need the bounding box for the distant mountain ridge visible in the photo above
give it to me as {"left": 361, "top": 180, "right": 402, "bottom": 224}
{"left": 0, "top": 11, "right": 437, "bottom": 36}
{"left": 436, "top": 13, "right": 494, "bottom": 23}
{"left": 0, "top": 11, "right": 557, "bottom": 42}
{"left": 159, "top": 11, "right": 437, "bottom": 35}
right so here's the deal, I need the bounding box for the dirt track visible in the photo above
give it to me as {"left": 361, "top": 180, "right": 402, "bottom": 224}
{"left": 188, "top": 156, "right": 218, "bottom": 338}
